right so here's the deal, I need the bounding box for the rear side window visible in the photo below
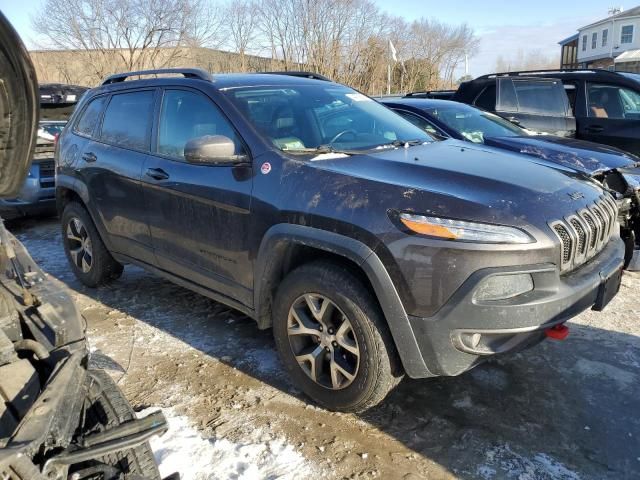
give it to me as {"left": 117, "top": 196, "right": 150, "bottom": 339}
{"left": 474, "top": 85, "right": 496, "bottom": 111}
{"left": 512, "top": 80, "right": 567, "bottom": 116}
{"left": 75, "top": 96, "right": 107, "bottom": 137}
{"left": 100, "top": 91, "right": 154, "bottom": 150}
{"left": 157, "top": 89, "right": 243, "bottom": 159}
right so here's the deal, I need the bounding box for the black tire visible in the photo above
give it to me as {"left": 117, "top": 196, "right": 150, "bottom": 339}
{"left": 273, "top": 261, "right": 404, "bottom": 413}
{"left": 61, "top": 202, "right": 123, "bottom": 287}
{"left": 69, "top": 369, "right": 161, "bottom": 480}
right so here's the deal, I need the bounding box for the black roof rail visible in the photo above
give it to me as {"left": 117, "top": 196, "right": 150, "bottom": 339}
{"left": 259, "top": 71, "right": 332, "bottom": 81}
{"left": 101, "top": 68, "right": 211, "bottom": 85}
{"left": 474, "top": 68, "right": 626, "bottom": 80}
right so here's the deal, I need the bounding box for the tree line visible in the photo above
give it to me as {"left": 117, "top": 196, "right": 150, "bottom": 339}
{"left": 32, "top": 0, "right": 479, "bottom": 94}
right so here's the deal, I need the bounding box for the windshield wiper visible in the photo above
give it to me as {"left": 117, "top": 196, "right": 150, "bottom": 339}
{"left": 374, "top": 139, "right": 428, "bottom": 149}
{"left": 283, "top": 144, "right": 362, "bottom": 156}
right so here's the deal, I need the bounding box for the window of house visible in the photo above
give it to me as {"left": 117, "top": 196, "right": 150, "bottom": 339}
{"left": 100, "top": 91, "right": 154, "bottom": 151}
{"left": 621, "top": 25, "right": 634, "bottom": 44}
{"left": 74, "top": 96, "right": 107, "bottom": 138}
{"left": 602, "top": 29, "right": 608, "bottom": 47}
{"left": 582, "top": 35, "right": 587, "bottom": 51}
{"left": 157, "top": 89, "right": 243, "bottom": 159}
{"left": 592, "top": 32, "right": 597, "bottom": 49}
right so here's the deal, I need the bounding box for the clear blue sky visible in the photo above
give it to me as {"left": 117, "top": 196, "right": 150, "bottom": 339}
{"left": 0, "top": 0, "right": 628, "bottom": 76}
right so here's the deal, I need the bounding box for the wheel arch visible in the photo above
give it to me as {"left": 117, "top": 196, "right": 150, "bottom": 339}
{"left": 254, "top": 223, "right": 432, "bottom": 378}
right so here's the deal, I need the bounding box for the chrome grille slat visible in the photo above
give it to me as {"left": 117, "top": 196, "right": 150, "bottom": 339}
{"left": 549, "top": 195, "right": 617, "bottom": 272}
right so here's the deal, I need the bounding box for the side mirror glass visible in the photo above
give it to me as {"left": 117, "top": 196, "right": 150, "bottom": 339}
{"left": 184, "top": 135, "right": 247, "bottom": 165}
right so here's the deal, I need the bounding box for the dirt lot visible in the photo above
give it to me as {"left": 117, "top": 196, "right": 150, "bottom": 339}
{"left": 9, "top": 216, "right": 640, "bottom": 480}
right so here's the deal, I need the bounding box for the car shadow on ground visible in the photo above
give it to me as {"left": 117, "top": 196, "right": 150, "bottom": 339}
{"left": 9, "top": 217, "right": 640, "bottom": 480}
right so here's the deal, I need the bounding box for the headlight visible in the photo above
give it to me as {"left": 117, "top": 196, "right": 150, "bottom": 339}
{"left": 399, "top": 213, "right": 534, "bottom": 244}
{"left": 473, "top": 273, "right": 534, "bottom": 302}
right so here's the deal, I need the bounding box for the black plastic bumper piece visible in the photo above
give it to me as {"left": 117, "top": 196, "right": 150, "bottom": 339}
{"left": 406, "top": 237, "right": 625, "bottom": 378}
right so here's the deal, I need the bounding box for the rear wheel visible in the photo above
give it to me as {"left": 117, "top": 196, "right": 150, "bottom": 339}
{"left": 61, "top": 202, "right": 123, "bottom": 287}
{"left": 273, "top": 261, "right": 403, "bottom": 412}
{"left": 68, "top": 369, "right": 161, "bottom": 480}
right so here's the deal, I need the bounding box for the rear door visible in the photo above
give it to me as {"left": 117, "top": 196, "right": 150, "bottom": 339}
{"left": 141, "top": 87, "right": 254, "bottom": 306}
{"left": 494, "top": 77, "right": 576, "bottom": 136}
{"left": 82, "top": 89, "right": 157, "bottom": 265}
{"left": 578, "top": 82, "right": 640, "bottom": 155}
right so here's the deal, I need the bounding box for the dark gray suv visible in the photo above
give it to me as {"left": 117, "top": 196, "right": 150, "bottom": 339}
{"left": 55, "top": 68, "right": 625, "bottom": 412}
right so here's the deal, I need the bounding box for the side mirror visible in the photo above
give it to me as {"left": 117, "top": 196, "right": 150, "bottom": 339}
{"left": 184, "top": 135, "right": 248, "bottom": 165}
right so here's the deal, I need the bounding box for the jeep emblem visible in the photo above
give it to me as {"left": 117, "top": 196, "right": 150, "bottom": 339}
{"left": 568, "top": 192, "right": 584, "bottom": 200}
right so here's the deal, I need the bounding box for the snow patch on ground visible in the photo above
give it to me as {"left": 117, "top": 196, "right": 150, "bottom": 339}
{"left": 139, "top": 408, "right": 316, "bottom": 480}
{"left": 574, "top": 358, "right": 636, "bottom": 390}
{"left": 479, "top": 444, "right": 581, "bottom": 480}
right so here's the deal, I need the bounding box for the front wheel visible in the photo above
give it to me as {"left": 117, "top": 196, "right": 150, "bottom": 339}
{"left": 61, "top": 202, "right": 123, "bottom": 287}
{"left": 273, "top": 261, "right": 403, "bottom": 412}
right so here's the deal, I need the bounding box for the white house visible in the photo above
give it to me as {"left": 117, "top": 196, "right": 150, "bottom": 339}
{"left": 574, "top": 6, "right": 640, "bottom": 72}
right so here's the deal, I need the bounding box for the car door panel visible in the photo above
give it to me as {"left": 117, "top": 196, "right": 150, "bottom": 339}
{"left": 494, "top": 77, "right": 576, "bottom": 136}
{"left": 578, "top": 83, "right": 640, "bottom": 156}
{"left": 80, "top": 89, "right": 157, "bottom": 265}
{"left": 141, "top": 87, "right": 254, "bottom": 306}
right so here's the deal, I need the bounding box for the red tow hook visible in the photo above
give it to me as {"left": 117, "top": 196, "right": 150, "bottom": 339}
{"left": 545, "top": 324, "right": 569, "bottom": 340}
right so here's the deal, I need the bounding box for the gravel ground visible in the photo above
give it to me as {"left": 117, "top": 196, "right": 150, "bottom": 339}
{"left": 9, "top": 216, "right": 640, "bottom": 480}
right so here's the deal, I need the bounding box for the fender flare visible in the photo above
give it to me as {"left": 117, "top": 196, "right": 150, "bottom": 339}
{"left": 254, "top": 223, "right": 431, "bottom": 378}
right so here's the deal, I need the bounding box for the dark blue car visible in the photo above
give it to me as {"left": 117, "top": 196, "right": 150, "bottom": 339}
{"left": 380, "top": 97, "right": 640, "bottom": 267}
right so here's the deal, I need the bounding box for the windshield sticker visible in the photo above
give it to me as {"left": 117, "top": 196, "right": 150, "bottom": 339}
{"left": 345, "top": 93, "right": 372, "bottom": 102}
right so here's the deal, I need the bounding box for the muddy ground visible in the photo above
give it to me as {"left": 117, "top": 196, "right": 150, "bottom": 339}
{"left": 9, "top": 216, "right": 640, "bottom": 480}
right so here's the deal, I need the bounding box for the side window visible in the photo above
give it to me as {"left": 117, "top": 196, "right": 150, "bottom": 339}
{"left": 157, "top": 89, "right": 243, "bottom": 159}
{"left": 588, "top": 84, "right": 640, "bottom": 120}
{"left": 100, "top": 91, "right": 154, "bottom": 150}
{"left": 74, "top": 96, "right": 107, "bottom": 137}
{"left": 512, "top": 80, "right": 567, "bottom": 116}
{"left": 474, "top": 85, "right": 496, "bottom": 111}
{"left": 396, "top": 110, "right": 441, "bottom": 137}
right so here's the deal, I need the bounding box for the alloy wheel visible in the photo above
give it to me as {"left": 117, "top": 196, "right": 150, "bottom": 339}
{"left": 66, "top": 217, "right": 93, "bottom": 273}
{"left": 287, "top": 294, "right": 360, "bottom": 390}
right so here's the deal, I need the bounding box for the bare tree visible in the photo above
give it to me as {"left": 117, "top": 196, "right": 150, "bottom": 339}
{"left": 224, "top": 0, "right": 258, "bottom": 71}
{"left": 32, "top": 0, "right": 224, "bottom": 84}
{"left": 495, "top": 49, "right": 557, "bottom": 73}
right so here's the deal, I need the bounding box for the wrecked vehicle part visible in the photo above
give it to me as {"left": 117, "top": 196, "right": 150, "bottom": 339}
{"left": 0, "top": 12, "right": 168, "bottom": 480}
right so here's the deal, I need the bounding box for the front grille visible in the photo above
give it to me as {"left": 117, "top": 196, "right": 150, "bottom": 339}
{"left": 550, "top": 195, "right": 618, "bottom": 272}
{"left": 39, "top": 160, "right": 55, "bottom": 187}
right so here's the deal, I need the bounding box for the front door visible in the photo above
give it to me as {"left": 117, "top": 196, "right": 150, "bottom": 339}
{"left": 141, "top": 87, "right": 254, "bottom": 306}
{"left": 579, "top": 82, "right": 640, "bottom": 156}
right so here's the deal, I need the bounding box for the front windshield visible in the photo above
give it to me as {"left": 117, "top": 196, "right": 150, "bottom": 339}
{"left": 222, "top": 85, "right": 432, "bottom": 152}
{"left": 425, "top": 104, "right": 525, "bottom": 143}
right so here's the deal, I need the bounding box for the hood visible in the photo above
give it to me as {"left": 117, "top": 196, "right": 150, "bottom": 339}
{"left": 483, "top": 135, "right": 639, "bottom": 175}
{"left": 308, "top": 139, "right": 606, "bottom": 228}
{"left": 0, "top": 13, "right": 39, "bottom": 198}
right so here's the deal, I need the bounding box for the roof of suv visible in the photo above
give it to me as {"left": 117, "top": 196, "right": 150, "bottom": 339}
{"left": 474, "top": 69, "right": 640, "bottom": 85}
{"left": 98, "top": 68, "right": 334, "bottom": 91}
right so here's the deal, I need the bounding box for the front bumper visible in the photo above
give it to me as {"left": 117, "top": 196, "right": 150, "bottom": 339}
{"left": 407, "top": 237, "right": 625, "bottom": 377}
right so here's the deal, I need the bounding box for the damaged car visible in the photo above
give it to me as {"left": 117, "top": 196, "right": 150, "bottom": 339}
{"left": 56, "top": 68, "right": 625, "bottom": 412}
{"left": 381, "top": 97, "right": 640, "bottom": 268}
{"left": 0, "top": 83, "right": 87, "bottom": 221}
{"left": 0, "top": 12, "right": 170, "bottom": 480}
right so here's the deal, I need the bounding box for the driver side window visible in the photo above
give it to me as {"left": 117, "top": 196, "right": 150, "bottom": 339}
{"left": 157, "top": 89, "right": 242, "bottom": 160}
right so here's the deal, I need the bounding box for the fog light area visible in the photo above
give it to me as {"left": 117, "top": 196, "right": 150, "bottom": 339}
{"left": 473, "top": 273, "right": 534, "bottom": 302}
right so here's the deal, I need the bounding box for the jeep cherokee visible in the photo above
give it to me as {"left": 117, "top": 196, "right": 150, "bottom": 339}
{"left": 55, "top": 68, "right": 625, "bottom": 412}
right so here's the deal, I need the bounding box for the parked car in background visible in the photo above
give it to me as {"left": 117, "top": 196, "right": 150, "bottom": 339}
{"left": 0, "top": 13, "right": 167, "bottom": 480}
{"left": 380, "top": 97, "right": 640, "bottom": 267}
{"left": 56, "top": 68, "right": 624, "bottom": 412}
{"left": 416, "top": 69, "right": 640, "bottom": 156}
{"left": 0, "top": 83, "right": 87, "bottom": 220}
